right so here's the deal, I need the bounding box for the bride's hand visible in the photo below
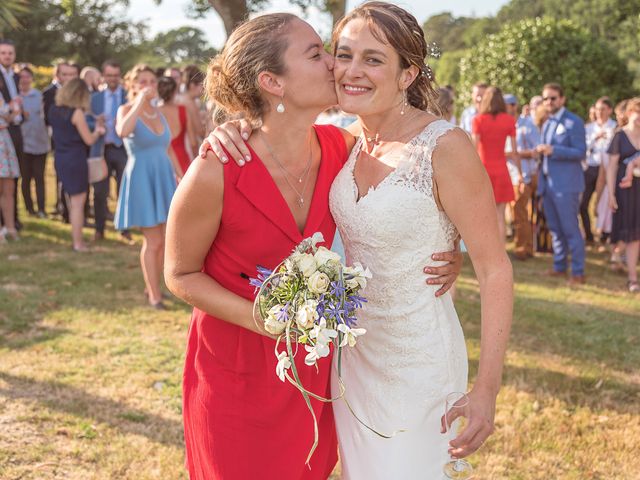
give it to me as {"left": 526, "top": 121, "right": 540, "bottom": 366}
{"left": 425, "top": 248, "right": 463, "bottom": 297}
{"left": 440, "top": 386, "right": 497, "bottom": 458}
{"left": 198, "top": 118, "right": 253, "bottom": 165}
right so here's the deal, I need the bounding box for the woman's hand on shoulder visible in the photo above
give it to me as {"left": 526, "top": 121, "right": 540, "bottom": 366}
{"left": 198, "top": 118, "right": 253, "bottom": 166}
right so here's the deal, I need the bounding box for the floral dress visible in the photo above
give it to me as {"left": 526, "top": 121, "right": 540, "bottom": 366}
{"left": 0, "top": 101, "right": 19, "bottom": 178}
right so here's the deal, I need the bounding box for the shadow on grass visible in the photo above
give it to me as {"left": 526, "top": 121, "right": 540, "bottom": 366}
{"left": 0, "top": 370, "right": 183, "bottom": 448}
{"left": 0, "top": 324, "right": 69, "bottom": 350}
{"left": 467, "top": 358, "right": 640, "bottom": 416}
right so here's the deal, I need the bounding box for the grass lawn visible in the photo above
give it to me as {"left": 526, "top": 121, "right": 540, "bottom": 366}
{"left": 1, "top": 165, "right": 639, "bottom": 479}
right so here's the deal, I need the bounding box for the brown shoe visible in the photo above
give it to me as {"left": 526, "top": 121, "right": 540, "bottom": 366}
{"left": 569, "top": 275, "right": 586, "bottom": 286}
{"left": 546, "top": 269, "right": 567, "bottom": 278}
{"left": 94, "top": 231, "right": 104, "bottom": 242}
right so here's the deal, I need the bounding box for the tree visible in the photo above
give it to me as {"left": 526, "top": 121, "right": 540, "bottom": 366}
{"left": 185, "top": 0, "right": 346, "bottom": 37}
{"left": 145, "top": 27, "right": 217, "bottom": 66}
{"left": 457, "top": 17, "right": 635, "bottom": 118}
{"left": 6, "top": 0, "right": 147, "bottom": 68}
{"left": 0, "top": 0, "right": 28, "bottom": 30}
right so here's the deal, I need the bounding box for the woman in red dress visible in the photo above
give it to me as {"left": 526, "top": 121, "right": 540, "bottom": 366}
{"left": 164, "top": 13, "right": 461, "bottom": 480}
{"left": 472, "top": 86, "right": 522, "bottom": 244}
{"left": 158, "top": 76, "right": 197, "bottom": 179}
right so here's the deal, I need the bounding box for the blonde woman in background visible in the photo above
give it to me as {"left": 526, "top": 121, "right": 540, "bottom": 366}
{"left": 115, "top": 64, "right": 176, "bottom": 309}
{"left": 49, "top": 78, "right": 105, "bottom": 251}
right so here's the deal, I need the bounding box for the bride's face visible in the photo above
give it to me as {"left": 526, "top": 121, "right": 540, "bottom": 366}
{"left": 333, "top": 18, "right": 407, "bottom": 117}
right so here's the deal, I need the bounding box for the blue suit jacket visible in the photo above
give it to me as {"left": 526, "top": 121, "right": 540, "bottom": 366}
{"left": 87, "top": 88, "right": 127, "bottom": 157}
{"left": 537, "top": 109, "right": 587, "bottom": 195}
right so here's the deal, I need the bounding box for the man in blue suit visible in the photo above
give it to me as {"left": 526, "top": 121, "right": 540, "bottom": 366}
{"left": 88, "top": 60, "right": 130, "bottom": 242}
{"left": 536, "top": 83, "right": 587, "bottom": 284}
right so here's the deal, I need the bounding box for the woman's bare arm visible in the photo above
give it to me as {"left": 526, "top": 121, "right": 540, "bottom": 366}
{"left": 71, "top": 109, "right": 103, "bottom": 146}
{"left": 164, "top": 153, "right": 264, "bottom": 335}
{"left": 434, "top": 128, "right": 513, "bottom": 458}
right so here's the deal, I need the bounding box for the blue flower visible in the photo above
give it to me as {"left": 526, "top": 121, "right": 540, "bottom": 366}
{"left": 275, "top": 302, "right": 290, "bottom": 323}
{"left": 347, "top": 294, "right": 367, "bottom": 309}
{"left": 330, "top": 280, "right": 346, "bottom": 297}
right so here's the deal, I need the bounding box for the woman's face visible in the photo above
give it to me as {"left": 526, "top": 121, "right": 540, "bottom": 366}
{"left": 18, "top": 71, "right": 32, "bottom": 93}
{"left": 188, "top": 81, "right": 203, "bottom": 99}
{"left": 277, "top": 19, "right": 337, "bottom": 112}
{"left": 628, "top": 109, "right": 640, "bottom": 127}
{"left": 134, "top": 71, "right": 158, "bottom": 99}
{"left": 333, "top": 18, "right": 410, "bottom": 117}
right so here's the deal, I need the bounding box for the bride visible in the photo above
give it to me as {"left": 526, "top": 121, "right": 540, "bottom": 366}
{"left": 195, "top": 2, "right": 512, "bottom": 478}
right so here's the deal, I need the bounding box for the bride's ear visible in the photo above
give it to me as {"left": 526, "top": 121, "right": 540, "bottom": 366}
{"left": 399, "top": 65, "right": 419, "bottom": 90}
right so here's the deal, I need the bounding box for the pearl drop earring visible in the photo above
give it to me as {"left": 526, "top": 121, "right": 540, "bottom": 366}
{"left": 276, "top": 95, "right": 285, "bottom": 113}
{"left": 400, "top": 89, "right": 408, "bottom": 115}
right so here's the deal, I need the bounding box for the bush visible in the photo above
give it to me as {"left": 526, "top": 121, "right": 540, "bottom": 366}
{"left": 457, "top": 17, "right": 636, "bottom": 118}
{"left": 30, "top": 65, "right": 54, "bottom": 91}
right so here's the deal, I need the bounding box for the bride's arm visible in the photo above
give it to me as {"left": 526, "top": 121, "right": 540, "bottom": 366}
{"left": 164, "top": 152, "right": 265, "bottom": 335}
{"left": 432, "top": 128, "right": 513, "bottom": 458}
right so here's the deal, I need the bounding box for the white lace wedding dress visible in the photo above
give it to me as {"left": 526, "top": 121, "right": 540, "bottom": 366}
{"left": 329, "top": 120, "right": 468, "bottom": 479}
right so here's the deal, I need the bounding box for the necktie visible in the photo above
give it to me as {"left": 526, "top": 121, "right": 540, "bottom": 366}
{"left": 110, "top": 91, "right": 122, "bottom": 147}
{"left": 542, "top": 119, "right": 553, "bottom": 175}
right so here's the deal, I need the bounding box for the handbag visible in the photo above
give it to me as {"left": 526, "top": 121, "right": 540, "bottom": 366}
{"left": 87, "top": 148, "right": 108, "bottom": 184}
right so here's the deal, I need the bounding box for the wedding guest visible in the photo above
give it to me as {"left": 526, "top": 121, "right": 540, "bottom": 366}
{"left": 436, "top": 87, "right": 455, "bottom": 125}
{"left": 44, "top": 60, "right": 80, "bottom": 222}
{"left": 18, "top": 66, "right": 49, "bottom": 218}
{"left": 473, "top": 86, "right": 522, "bottom": 245}
{"left": 0, "top": 90, "right": 20, "bottom": 242}
{"left": 460, "top": 82, "right": 487, "bottom": 133}
{"left": 506, "top": 94, "right": 540, "bottom": 260}
{"left": 0, "top": 39, "right": 23, "bottom": 232}
{"left": 607, "top": 97, "right": 640, "bottom": 293}
{"left": 582, "top": 97, "right": 616, "bottom": 245}
{"left": 536, "top": 83, "right": 587, "bottom": 285}
{"left": 49, "top": 78, "right": 105, "bottom": 251}
{"left": 88, "top": 59, "right": 130, "bottom": 242}
{"left": 164, "top": 67, "right": 182, "bottom": 87}
{"left": 115, "top": 64, "right": 176, "bottom": 308}
{"left": 157, "top": 76, "right": 197, "bottom": 179}
{"left": 180, "top": 65, "right": 207, "bottom": 142}
{"left": 80, "top": 66, "right": 101, "bottom": 93}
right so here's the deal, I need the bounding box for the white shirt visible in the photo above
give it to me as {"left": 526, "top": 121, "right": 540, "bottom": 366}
{"left": 542, "top": 107, "right": 566, "bottom": 175}
{"left": 585, "top": 118, "right": 616, "bottom": 167}
{"left": 0, "top": 64, "right": 22, "bottom": 124}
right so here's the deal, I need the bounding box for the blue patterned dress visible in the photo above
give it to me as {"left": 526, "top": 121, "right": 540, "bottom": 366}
{"left": 114, "top": 115, "right": 176, "bottom": 229}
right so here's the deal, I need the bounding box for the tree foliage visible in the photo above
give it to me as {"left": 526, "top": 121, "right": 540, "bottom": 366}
{"left": 185, "top": 0, "right": 346, "bottom": 37}
{"left": 5, "top": 0, "right": 147, "bottom": 69}
{"left": 457, "top": 18, "right": 635, "bottom": 118}
{"left": 144, "top": 27, "right": 217, "bottom": 66}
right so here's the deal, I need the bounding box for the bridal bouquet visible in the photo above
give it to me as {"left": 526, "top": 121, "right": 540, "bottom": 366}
{"left": 249, "top": 232, "right": 372, "bottom": 462}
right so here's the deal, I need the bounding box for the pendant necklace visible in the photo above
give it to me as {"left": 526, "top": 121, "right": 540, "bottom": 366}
{"left": 261, "top": 133, "right": 314, "bottom": 207}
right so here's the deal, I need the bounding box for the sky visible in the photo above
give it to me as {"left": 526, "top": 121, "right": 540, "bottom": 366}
{"left": 128, "top": 0, "right": 511, "bottom": 48}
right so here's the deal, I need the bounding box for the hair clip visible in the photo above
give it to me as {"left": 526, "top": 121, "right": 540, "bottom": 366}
{"left": 427, "top": 42, "right": 441, "bottom": 59}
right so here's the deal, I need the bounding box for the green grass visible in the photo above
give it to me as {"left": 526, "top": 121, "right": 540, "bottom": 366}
{"left": 1, "top": 166, "right": 639, "bottom": 479}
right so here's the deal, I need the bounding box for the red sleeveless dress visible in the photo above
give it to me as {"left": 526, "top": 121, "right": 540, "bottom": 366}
{"left": 170, "top": 104, "right": 191, "bottom": 174}
{"left": 183, "top": 125, "right": 348, "bottom": 480}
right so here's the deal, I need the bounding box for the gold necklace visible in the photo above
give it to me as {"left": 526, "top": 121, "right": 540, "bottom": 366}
{"left": 260, "top": 133, "right": 314, "bottom": 207}
{"left": 362, "top": 109, "right": 421, "bottom": 154}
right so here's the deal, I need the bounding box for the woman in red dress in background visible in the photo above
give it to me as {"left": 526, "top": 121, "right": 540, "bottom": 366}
{"left": 164, "top": 13, "right": 461, "bottom": 480}
{"left": 158, "top": 77, "right": 197, "bottom": 179}
{"left": 473, "top": 86, "right": 522, "bottom": 245}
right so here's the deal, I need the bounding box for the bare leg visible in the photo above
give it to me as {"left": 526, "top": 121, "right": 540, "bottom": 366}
{"left": 140, "top": 224, "right": 165, "bottom": 305}
{"left": 0, "top": 178, "right": 17, "bottom": 236}
{"left": 69, "top": 192, "right": 87, "bottom": 250}
{"left": 626, "top": 240, "right": 639, "bottom": 283}
{"left": 496, "top": 202, "right": 507, "bottom": 246}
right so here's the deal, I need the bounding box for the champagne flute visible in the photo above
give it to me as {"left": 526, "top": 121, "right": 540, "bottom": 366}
{"left": 443, "top": 391, "right": 474, "bottom": 480}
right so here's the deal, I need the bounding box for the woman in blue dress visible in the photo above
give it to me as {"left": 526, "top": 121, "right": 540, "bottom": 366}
{"left": 49, "top": 79, "right": 105, "bottom": 251}
{"left": 115, "top": 64, "right": 176, "bottom": 309}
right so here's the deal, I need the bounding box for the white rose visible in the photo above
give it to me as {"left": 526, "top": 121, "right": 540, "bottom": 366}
{"left": 314, "top": 246, "right": 342, "bottom": 268}
{"left": 264, "top": 305, "right": 287, "bottom": 335}
{"left": 295, "top": 300, "right": 319, "bottom": 329}
{"left": 308, "top": 271, "right": 330, "bottom": 294}
{"left": 296, "top": 253, "right": 317, "bottom": 277}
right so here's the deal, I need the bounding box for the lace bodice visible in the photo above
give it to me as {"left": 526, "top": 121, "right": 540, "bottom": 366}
{"left": 329, "top": 119, "right": 459, "bottom": 304}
